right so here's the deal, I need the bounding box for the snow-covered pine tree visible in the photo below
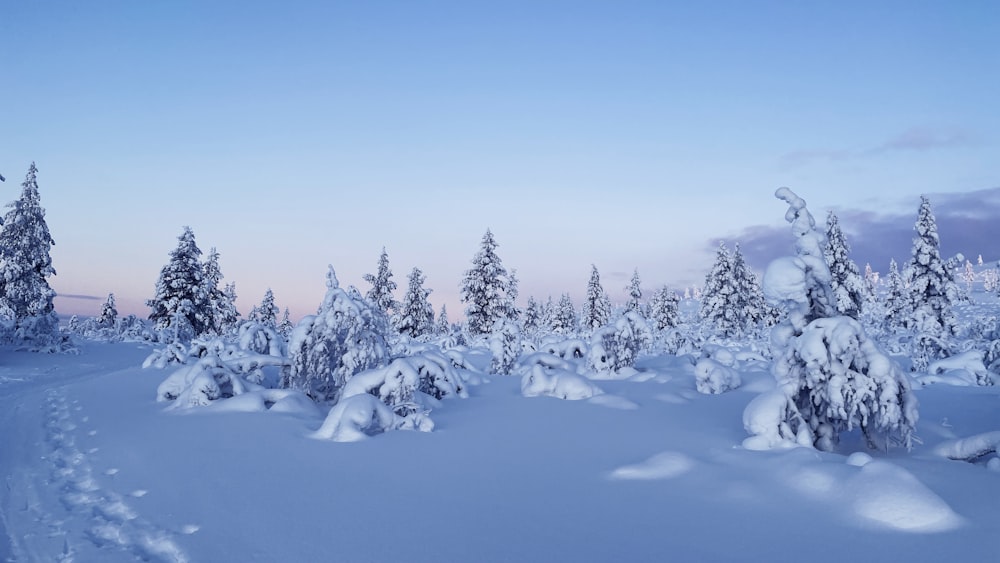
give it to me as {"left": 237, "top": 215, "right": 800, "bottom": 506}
{"left": 256, "top": 288, "right": 280, "bottom": 329}
{"left": 283, "top": 266, "right": 391, "bottom": 402}
{"left": 550, "top": 293, "right": 578, "bottom": 334}
{"left": 0, "top": 163, "right": 61, "bottom": 345}
{"left": 436, "top": 304, "right": 450, "bottom": 335}
{"left": 147, "top": 226, "right": 207, "bottom": 336}
{"left": 700, "top": 242, "right": 737, "bottom": 337}
{"left": 396, "top": 267, "right": 434, "bottom": 339}
{"left": 216, "top": 282, "right": 241, "bottom": 335}
{"left": 522, "top": 296, "right": 543, "bottom": 333}
{"left": 883, "top": 259, "right": 908, "bottom": 333}
{"left": 460, "top": 229, "right": 515, "bottom": 336}
{"left": 625, "top": 269, "right": 643, "bottom": 314}
{"left": 199, "top": 247, "right": 232, "bottom": 335}
{"left": 649, "top": 285, "right": 680, "bottom": 330}
{"left": 581, "top": 265, "right": 612, "bottom": 330}
{"left": 746, "top": 188, "right": 917, "bottom": 452}
{"left": 904, "top": 196, "right": 961, "bottom": 368}
{"left": 363, "top": 247, "right": 398, "bottom": 317}
{"left": 731, "top": 243, "right": 770, "bottom": 329}
{"left": 97, "top": 293, "right": 118, "bottom": 329}
{"left": 823, "top": 211, "right": 865, "bottom": 319}
{"left": 279, "top": 308, "right": 293, "bottom": 338}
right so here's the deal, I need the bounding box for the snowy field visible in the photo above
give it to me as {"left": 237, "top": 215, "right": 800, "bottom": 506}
{"left": 2, "top": 337, "right": 998, "bottom": 563}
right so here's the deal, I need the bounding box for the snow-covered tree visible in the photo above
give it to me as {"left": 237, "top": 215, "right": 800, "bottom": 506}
{"left": 282, "top": 266, "right": 391, "bottom": 402}
{"left": 730, "top": 243, "right": 770, "bottom": 328}
{"left": 396, "top": 267, "right": 434, "bottom": 339}
{"left": 589, "top": 311, "right": 652, "bottom": 374}
{"left": 0, "top": 163, "right": 61, "bottom": 345}
{"left": 649, "top": 285, "right": 680, "bottom": 331}
{"left": 581, "top": 265, "right": 612, "bottom": 330}
{"left": 522, "top": 296, "right": 543, "bottom": 333}
{"left": 363, "top": 247, "right": 398, "bottom": 316}
{"left": 147, "top": 227, "right": 207, "bottom": 337}
{"left": 549, "top": 293, "right": 578, "bottom": 334}
{"left": 700, "top": 242, "right": 766, "bottom": 338}
{"left": 745, "top": 188, "right": 917, "bottom": 452}
{"left": 200, "top": 247, "right": 235, "bottom": 335}
{"left": 625, "top": 269, "right": 643, "bottom": 314}
{"left": 904, "top": 196, "right": 960, "bottom": 367}
{"left": 460, "top": 229, "right": 516, "bottom": 336}
{"left": 97, "top": 293, "right": 118, "bottom": 329}
{"left": 488, "top": 317, "right": 521, "bottom": 375}
{"left": 435, "top": 304, "right": 450, "bottom": 335}
{"left": 279, "top": 308, "right": 293, "bottom": 338}
{"left": 824, "top": 211, "right": 865, "bottom": 319}
{"left": 883, "top": 259, "right": 908, "bottom": 332}
{"left": 216, "top": 282, "right": 242, "bottom": 335}
{"left": 255, "top": 288, "right": 280, "bottom": 329}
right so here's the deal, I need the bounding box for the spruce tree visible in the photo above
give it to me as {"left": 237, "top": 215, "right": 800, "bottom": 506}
{"left": 700, "top": 242, "right": 737, "bottom": 337}
{"left": 97, "top": 293, "right": 118, "bottom": 329}
{"left": 256, "top": 288, "right": 280, "bottom": 328}
{"left": 436, "top": 304, "right": 450, "bottom": 335}
{"left": 731, "top": 243, "right": 769, "bottom": 329}
{"left": 217, "top": 282, "right": 241, "bottom": 335}
{"left": 147, "top": 226, "right": 207, "bottom": 335}
{"left": 0, "top": 163, "right": 60, "bottom": 342}
{"left": 363, "top": 247, "right": 398, "bottom": 316}
{"left": 279, "top": 308, "right": 293, "bottom": 338}
{"left": 460, "top": 229, "right": 515, "bottom": 335}
{"left": 883, "top": 259, "right": 908, "bottom": 332}
{"left": 581, "top": 265, "right": 612, "bottom": 330}
{"left": 625, "top": 269, "right": 643, "bottom": 314}
{"left": 396, "top": 267, "right": 434, "bottom": 338}
{"left": 522, "top": 296, "right": 543, "bottom": 333}
{"left": 824, "top": 211, "right": 864, "bottom": 319}
{"left": 550, "top": 293, "right": 578, "bottom": 334}
{"left": 200, "top": 247, "right": 231, "bottom": 334}
{"left": 905, "top": 196, "right": 960, "bottom": 366}
{"left": 649, "top": 285, "right": 680, "bottom": 330}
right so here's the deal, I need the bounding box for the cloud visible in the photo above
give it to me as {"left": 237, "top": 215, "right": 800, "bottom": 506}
{"left": 55, "top": 293, "right": 103, "bottom": 301}
{"left": 781, "top": 126, "right": 982, "bottom": 167}
{"left": 716, "top": 187, "right": 1000, "bottom": 275}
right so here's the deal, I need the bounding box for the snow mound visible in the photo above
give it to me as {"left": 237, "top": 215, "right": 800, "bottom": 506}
{"left": 587, "top": 394, "right": 639, "bottom": 410}
{"left": 846, "top": 461, "right": 963, "bottom": 532}
{"left": 845, "top": 452, "right": 873, "bottom": 467}
{"left": 521, "top": 365, "right": 604, "bottom": 400}
{"left": 609, "top": 452, "right": 694, "bottom": 480}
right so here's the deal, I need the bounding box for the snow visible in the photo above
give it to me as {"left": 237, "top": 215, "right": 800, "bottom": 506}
{"left": 3, "top": 340, "right": 1000, "bottom": 562}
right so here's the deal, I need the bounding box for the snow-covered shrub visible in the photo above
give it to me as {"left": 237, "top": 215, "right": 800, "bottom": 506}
{"left": 488, "top": 317, "right": 521, "bottom": 375}
{"left": 588, "top": 312, "right": 652, "bottom": 375}
{"left": 312, "top": 394, "right": 433, "bottom": 442}
{"left": 539, "top": 337, "right": 588, "bottom": 360}
{"left": 341, "top": 354, "right": 467, "bottom": 415}
{"left": 238, "top": 321, "right": 287, "bottom": 357}
{"left": 282, "top": 268, "right": 390, "bottom": 402}
{"left": 694, "top": 357, "right": 741, "bottom": 394}
{"left": 520, "top": 364, "right": 603, "bottom": 400}
{"left": 923, "top": 350, "right": 992, "bottom": 386}
{"left": 933, "top": 431, "right": 1000, "bottom": 464}
{"left": 744, "top": 188, "right": 918, "bottom": 452}
{"left": 661, "top": 327, "right": 698, "bottom": 356}
{"left": 157, "top": 355, "right": 257, "bottom": 408}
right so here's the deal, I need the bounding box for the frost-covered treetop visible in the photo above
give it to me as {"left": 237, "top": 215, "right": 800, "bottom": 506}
{"left": 776, "top": 187, "right": 822, "bottom": 259}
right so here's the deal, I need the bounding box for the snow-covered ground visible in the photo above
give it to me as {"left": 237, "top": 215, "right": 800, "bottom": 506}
{"left": 2, "top": 341, "right": 998, "bottom": 562}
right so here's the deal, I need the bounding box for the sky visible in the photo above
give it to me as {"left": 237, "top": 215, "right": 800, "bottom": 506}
{"left": 1, "top": 1, "right": 997, "bottom": 321}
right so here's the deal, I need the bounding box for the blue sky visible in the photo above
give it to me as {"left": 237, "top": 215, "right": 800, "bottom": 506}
{"left": 2, "top": 1, "right": 997, "bottom": 320}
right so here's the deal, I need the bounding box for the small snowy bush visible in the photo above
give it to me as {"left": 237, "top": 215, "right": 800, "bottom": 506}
{"left": 694, "top": 357, "right": 741, "bottom": 395}
{"left": 488, "top": 317, "right": 521, "bottom": 375}
{"left": 588, "top": 312, "right": 652, "bottom": 375}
